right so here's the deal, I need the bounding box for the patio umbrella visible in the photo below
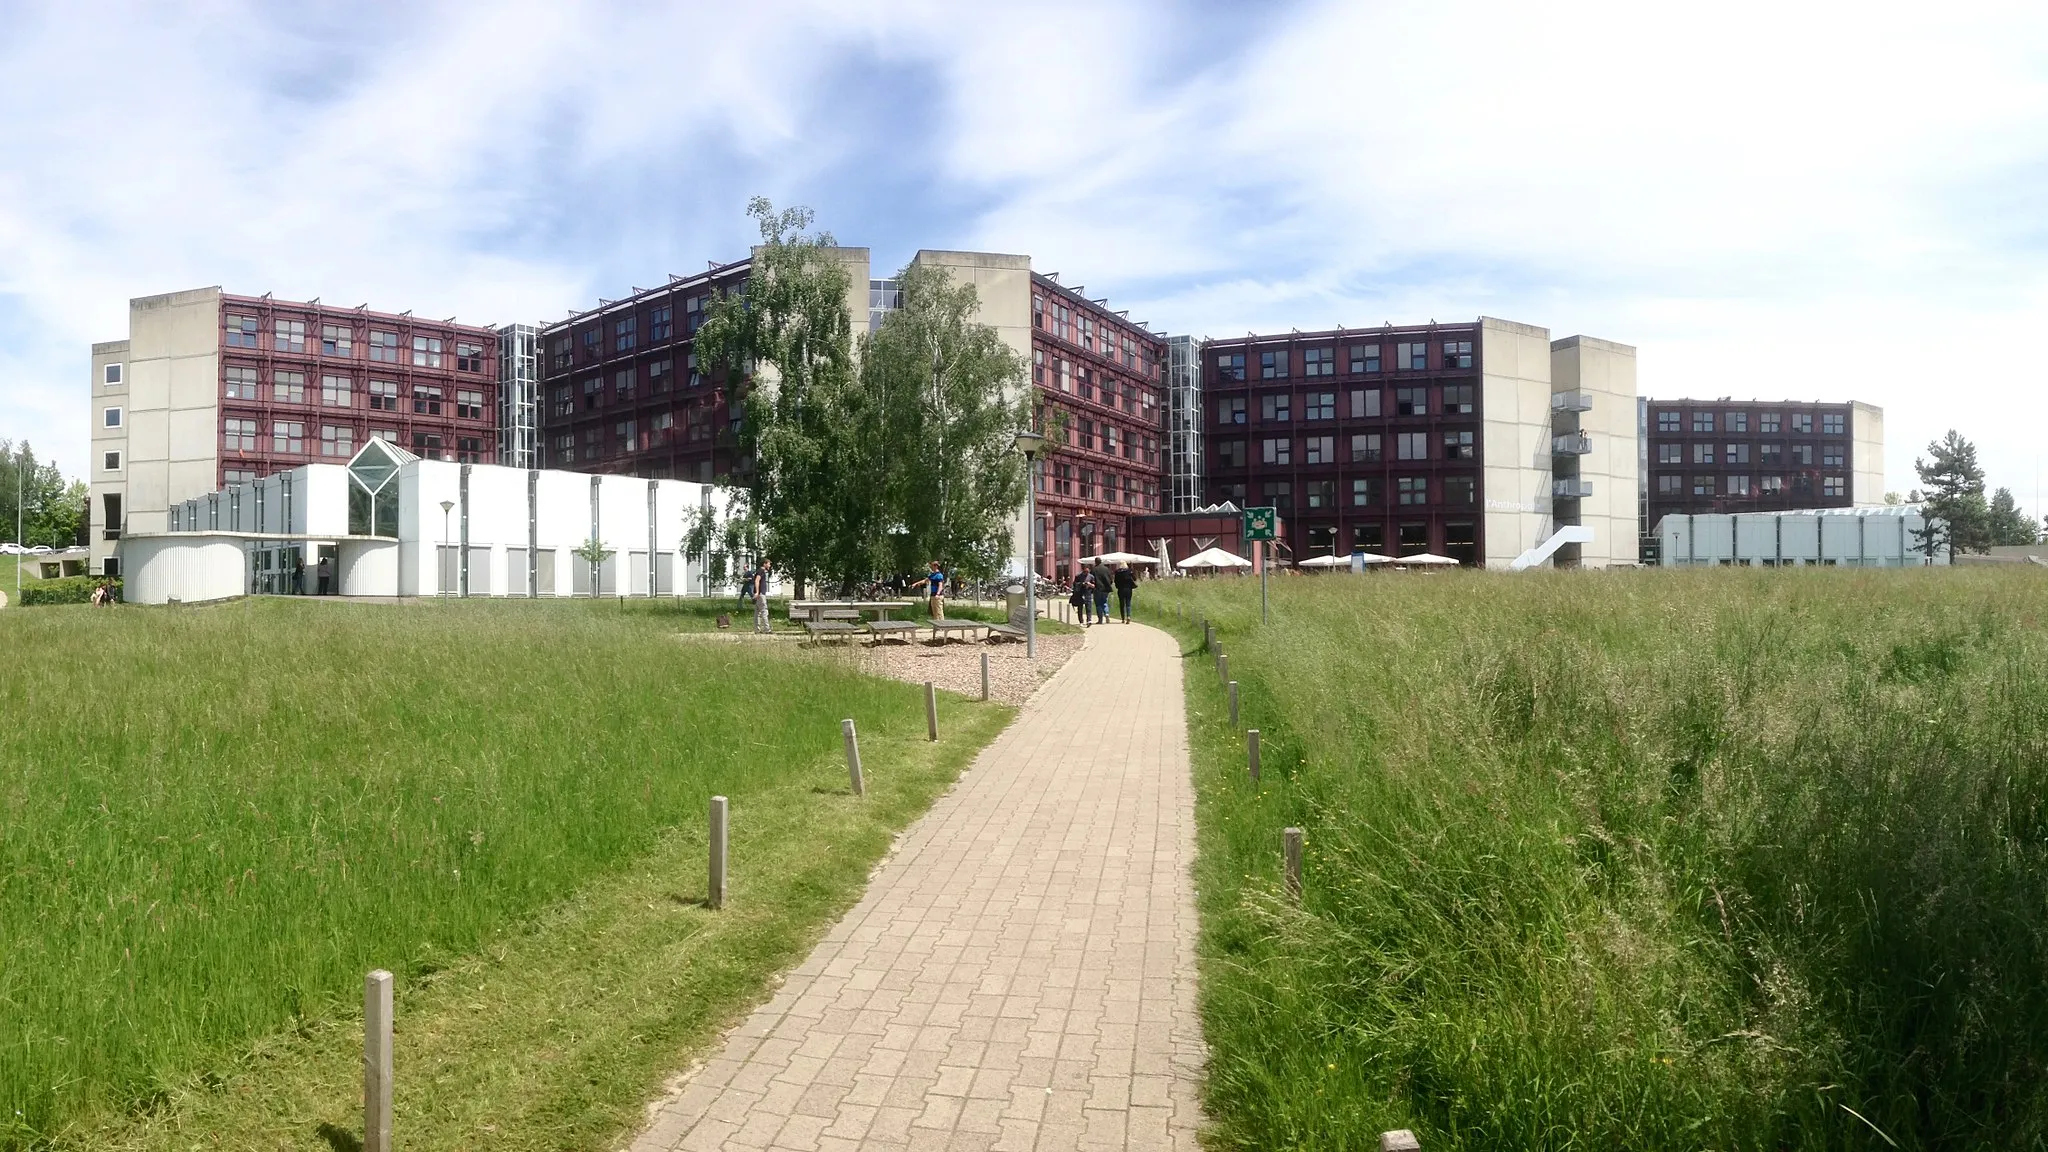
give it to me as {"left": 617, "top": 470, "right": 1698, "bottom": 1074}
{"left": 1177, "top": 546, "right": 1254, "bottom": 569}
{"left": 1079, "top": 550, "right": 1161, "bottom": 565}
{"left": 1395, "top": 553, "right": 1461, "bottom": 566}
{"left": 1294, "top": 554, "right": 1352, "bottom": 568}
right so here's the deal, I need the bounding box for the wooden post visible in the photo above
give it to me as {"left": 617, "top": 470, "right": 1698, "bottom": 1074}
{"left": 1283, "top": 827, "right": 1303, "bottom": 903}
{"left": 980, "top": 651, "right": 990, "bottom": 701}
{"left": 1380, "top": 1131, "right": 1421, "bottom": 1152}
{"left": 842, "top": 719, "right": 865, "bottom": 796}
{"left": 708, "top": 795, "right": 728, "bottom": 910}
{"left": 1219, "top": 653, "right": 1229, "bottom": 688}
{"left": 363, "top": 969, "right": 393, "bottom": 1152}
{"left": 1228, "top": 680, "right": 1239, "bottom": 726}
{"left": 1204, "top": 622, "right": 1214, "bottom": 651}
{"left": 1248, "top": 729, "right": 1261, "bottom": 782}
{"left": 925, "top": 681, "right": 938, "bottom": 742}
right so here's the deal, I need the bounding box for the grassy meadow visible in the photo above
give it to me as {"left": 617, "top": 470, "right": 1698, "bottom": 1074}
{"left": 0, "top": 597, "right": 1012, "bottom": 1149}
{"left": 1150, "top": 567, "right": 2048, "bottom": 1151}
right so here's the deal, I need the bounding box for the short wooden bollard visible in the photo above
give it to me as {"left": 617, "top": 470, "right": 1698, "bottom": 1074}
{"left": 1228, "top": 680, "right": 1239, "bottom": 726}
{"left": 1218, "top": 653, "right": 1229, "bottom": 688}
{"left": 1204, "top": 623, "right": 1214, "bottom": 651}
{"left": 842, "top": 719, "right": 865, "bottom": 796}
{"left": 363, "top": 969, "right": 393, "bottom": 1152}
{"left": 1247, "top": 729, "right": 1261, "bottom": 782}
{"left": 708, "top": 795, "right": 729, "bottom": 910}
{"left": 924, "top": 681, "right": 938, "bottom": 742}
{"left": 1283, "top": 827, "right": 1304, "bottom": 903}
{"left": 980, "top": 652, "right": 990, "bottom": 701}
{"left": 1380, "top": 1130, "right": 1421, "bottom": 1152}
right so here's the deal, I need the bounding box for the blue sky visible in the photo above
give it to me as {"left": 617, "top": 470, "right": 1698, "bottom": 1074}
{"left": 5, "top": 0, "right": 2048, "bottom": 508}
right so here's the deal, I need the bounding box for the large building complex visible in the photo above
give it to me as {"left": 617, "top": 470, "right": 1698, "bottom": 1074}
{"left": 1640, "top": 398, "right": 1884, "bottom": 528}
{"left": 1196, "top": 319, "right": 1639, "bottom": 567}
{"left": 89, "top": 287, "right": 500, "bottom": 575}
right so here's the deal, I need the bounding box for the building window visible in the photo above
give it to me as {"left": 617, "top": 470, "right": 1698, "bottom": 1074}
{"left": 368, "top": 380, "right": 399, "bottom": 411}
{"left": 1657, "top": 410, "right": 1681, "bottom": 433}
{"left": 1442, "top": 384, "right": 1474, "bottom": 414}
{"left": 685, "top": 296, "right": 705, "bottom": 334}
{"left": 549, "top": 336, "right": 572, "bottom": 370}
{"left": 1693, "top": 443, "right": 1715, "bottom": 464}
{"left": 1761, "top": 475, "right": 1783, "bottom": 493}
{"left": 1351, "top": 433, "right": 1382, "bottom": 462}
{"left": 1792, "top": 444, "right": 1814, "bottom": 465}
{"left": 1259, "top": 349, "right": 1288, "bottom": 380}
{"left": 1761, "top": 442, "right": 1783, "bottom": 464}
{"left": 1076, "top": 366, "right": 1094, "bottom": 401}
{"left": 225, "top": 365, "right": 259, "bottom": 398}
{"left": 414, "top": 385, "right": 443, "bottom": 415}
{"left": 1822, "top": 444, "right": 1844, "bottom": 467}
{"left": 1760, "top": 412, "right": 1781, "bottom": 433}
{"left": 373, "top": 429, "right": 397, "bottom": 444}
{"left": 369, "top": 330, "right": 400, "bottom": 362}
{"left": 103, "top": 450, "right": 122, "bottom": 472}
{"left": 1395, "top": 387, "right": 1428, "bottom": 416}
{"left": 1305, "top": 435, "right": 1335, "bottom": 464}
{"left": 1059, "top": 360, "right": 1072, "bottom": 393}
{"left": 1350, "top": 388, "right": 1380, "bottom": 418}
{"left": 650, "top": 358, "right": 673, "bottom": 392}
{"left": 1396, "top": 431, "right": 1429, "bottom": 460}
{"left": 1658, "top": 444, "right": 1682, "bottom": 464}
{"left": 1217, "top": 352, "right": 1245, "bottom": 382}
{"left": 1726, "top": 443, "right": 1750, "bottom": 464}
{"left": 1692, "top": 475, "right": 1713, "bottom": 496}
{"left": 648, "top": 306, "right": 672, "bottom": 341}
{"left": 104, "top": 363, "right": 124, "bottom": 387}
{"left": 456, "top": 341, "right": 486, "bottom": 372}
{"left": 225, "top": 313, "right": 259, "bottom": 348}
{"left": 1054, "top": 304, "right": 1070, "bottom": 341}
{"left": 320, "top": 425, "right": 354, "bottom": 457}
{"left": 412, "top": 336, "right": 443, "bottom": 368}
{"left": 1261, "top": 393, "right": 1291, "bottom": 422}
{"left": 321, "top": 375, "right": 351, "bottom": 407}
{"left": 1396, "top": 476, "right": 1427, "bottom": 505}
{"left": 224, "top": 418, "right": 259, "bottom": 451}
{"left": 1444, "top": 475, "right": 1475, "bottom": 504}
{"left": 1216, "top": 439, "right": 1245, "bottom": 468}
{"left": 1692, "top": 412, "right": 1715, "bottom": 433}
{"left": 1442, "top": 340, "right": 1473, "bottom": 369}
{"left": 551, "top": 433, "right": 573, "bottom": 459}
{"left": 1352, "top": 477, "right": 1381, "bottom": 507}
{"left": 1443, "top": 430, "right": 1475, "bottom": 459}
{"left": 103, "top": 406, "right": 122, "bottom": 428}
{"left": 1306, "top": 480, "right": 1336, "bottom": 509}
{"left": 614, "top": 368, "right": 635, "bottom": 401}
{"left": 1823, "top": 413, "right": 1845, "bottom": 435}
{"left": 274, "top": 319, "right": 307, "bottom": 353}
{"left": 614, "top": 317, "right": 636, "bottom": 352}
{"left": 1221, "top": 397, "right": 1246, "bottom": 425}
{"left": 1726, "top": 411, "right": 1748, "bottom": 433}
{"left": 1033, "top": 294, "right": 1044, "bottom": 330}
{"left": 1727, "top": 475, "right": 1752, "bottom": 495}
{"left": 1033, "top": 349, "right": 1045, "bottom": 385}
{"left": 1305, "top": 392, "right": 1335, "bottom": 420}
{"left": 274, "top": 370, "right": 306, "bottom": 404}
{"left": 1264, "top": 481, "right": 1292, "bottom": 514}
{"left": 457, "top": 390, "right": 484, "bottom": 419}
{"left": 686, "top": 352, "right": 700, "bottom": 387}
{"left": 1791, "top": 412, "right": 1813, "bottom": 433}
{"left": 322, "top": 324, "right": 352, "bottom": 357}
{"left": 1261, "top": 437, "right": 1292, "bottom": 465}
{"left": 1350, "top": 344, "right": 1381, "bottom": 374}
{"left": 458, "top": 437, "right": 483, "bottom": 464}
{"left": 1104, "top": 425, "right": 1121, "bottom": 455}
{"left": 1304, "top": 347, "right": 1334, "bottom": 377}
{"left": 1396, "top": 342, "right": 1427, "bottom": 370}
{"left": 415, "top": 432, "right": 446, "bottom": 459}
{"left": 1658, "top": 474, "right": 1681, "bottom": 494}
{"left": 272, "top": 420, "right": 305, "bottom": 454}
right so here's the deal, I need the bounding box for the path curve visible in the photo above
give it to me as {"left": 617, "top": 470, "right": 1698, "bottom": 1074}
{"left": 631, "top": 621, "right": 1204, "bottom": 1151}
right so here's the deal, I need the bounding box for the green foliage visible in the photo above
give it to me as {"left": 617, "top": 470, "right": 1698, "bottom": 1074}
{"left": 0, "top": 598, "right": 1010, "bottom": 1149}
{"left": 1, "top": 439, "right": 86, "bottom": 547}
{"left": 1987, "top": 486, "right": 2037, "bottom": 546}
{"left": 1913, "top": 430, "right": 1990, "bottom": 556}
{"left": 1155, "top": 568, "right": 2048, "bottom": 1151}
{"left": 19, "top": 575, "right": 118, "bottom": 606}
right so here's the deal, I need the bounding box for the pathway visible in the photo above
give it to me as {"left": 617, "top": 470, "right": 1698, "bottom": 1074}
{"left": 631, "top": 621, "right": 1204, "bottom": 1151}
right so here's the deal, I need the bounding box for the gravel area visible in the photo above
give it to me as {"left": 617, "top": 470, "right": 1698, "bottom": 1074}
{"left": 677, "top": 627, "right": 1086, "bottom": 705}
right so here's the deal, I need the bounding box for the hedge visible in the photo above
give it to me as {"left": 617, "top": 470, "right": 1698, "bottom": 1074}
{"left": 20, "top": 576, "right": 122, "bottom": 606}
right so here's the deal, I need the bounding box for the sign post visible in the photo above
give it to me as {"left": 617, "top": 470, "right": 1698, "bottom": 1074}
{"left": 1243, "top": 506, "right": 1277, "bottom": 624}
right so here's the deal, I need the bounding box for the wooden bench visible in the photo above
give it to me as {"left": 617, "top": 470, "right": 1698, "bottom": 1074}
{"left": 801, "top": 620, "right": 861, "bottom": 644}
{"left": 927, "top": 620, "right": 985, "bottom": 645}
{"left": 985, "top": 623, "right": 1026, "bottom": 644}
{"left": 864, "top": 620, "right": 922, "bottom": 645}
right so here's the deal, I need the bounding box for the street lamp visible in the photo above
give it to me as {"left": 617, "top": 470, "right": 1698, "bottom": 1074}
{"left": 439, "top": 499, "right": 455, "bottom": 598}
{"left": 1011, "top": 430, "right": 1046, "bottom": 658}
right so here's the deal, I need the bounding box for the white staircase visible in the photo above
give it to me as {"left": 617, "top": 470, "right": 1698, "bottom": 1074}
{"left": 1510, "top": 525, "right": 1594, "bottom": 570}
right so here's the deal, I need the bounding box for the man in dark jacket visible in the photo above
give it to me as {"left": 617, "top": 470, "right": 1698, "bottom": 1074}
{"left": 1091, "top": 559, "right": 1113, "bottom": 625}
{"left": 1113, "top": 563, "right": 1137, "bottom": 623}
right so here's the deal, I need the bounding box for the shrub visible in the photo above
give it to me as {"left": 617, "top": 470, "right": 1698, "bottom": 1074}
{"left": 19, "top": 576, "right": 119, "bottom": 606}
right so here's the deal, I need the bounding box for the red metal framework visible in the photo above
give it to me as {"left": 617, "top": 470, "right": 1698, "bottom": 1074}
{"left": 215, "top": 293, "right": 499, "bottom": 486}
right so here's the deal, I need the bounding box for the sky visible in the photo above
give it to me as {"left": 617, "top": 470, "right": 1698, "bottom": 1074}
{"left": 3, "top": 0, "right": 2047, "bottom": 509}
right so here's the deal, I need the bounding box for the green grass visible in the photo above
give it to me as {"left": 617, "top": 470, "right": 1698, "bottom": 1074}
{"left": 0, "top": 598, "right": 1012, "bottom": 1149}
{"left": 1146, "top": 569, "right": 2048, "bottom": 1151}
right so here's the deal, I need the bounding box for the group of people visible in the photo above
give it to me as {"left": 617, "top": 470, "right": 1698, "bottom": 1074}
{"left": 1067, "top": 560, "right": 1137, "bottom": 625}
{"left": 740, "top": 559, "right": 951, "bottom": 635}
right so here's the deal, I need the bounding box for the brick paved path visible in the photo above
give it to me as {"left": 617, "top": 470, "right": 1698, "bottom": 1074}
{"left": 631, "top": 622, "right": 1204, "bottom": 1151}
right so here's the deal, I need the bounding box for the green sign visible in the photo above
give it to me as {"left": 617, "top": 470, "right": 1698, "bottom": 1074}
{"left": 1243, "top": 506, "right": 1277, "bottom": 541}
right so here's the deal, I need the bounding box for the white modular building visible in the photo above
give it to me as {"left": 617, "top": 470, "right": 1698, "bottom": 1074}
{"left": 1655, "top": 506, "right": 1947, "bottom": 567}
{"left": 121, "top": 439, "right": 749, "bottom": 604}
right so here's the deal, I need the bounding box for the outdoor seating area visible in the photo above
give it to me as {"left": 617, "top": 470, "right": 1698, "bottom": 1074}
{"left": 783, "top": 598, "right": 1030, "bottom": 647}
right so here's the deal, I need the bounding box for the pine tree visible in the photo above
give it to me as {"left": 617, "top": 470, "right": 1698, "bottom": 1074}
{"left": 1912, "top": 430, "right": 1990, "bottom": 557}
{"left": 1987, "top": 488, "right": 2038, "bottom": 546}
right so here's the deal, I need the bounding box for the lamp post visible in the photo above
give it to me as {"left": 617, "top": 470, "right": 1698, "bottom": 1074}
{"left": 439, "top": 499, "right": 454, "bottom": 598}
{"left": 1011, "top": 430, "right": 1046, "bottom": 659}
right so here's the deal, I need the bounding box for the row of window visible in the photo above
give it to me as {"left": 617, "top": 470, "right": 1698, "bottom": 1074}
{"left": 221, "top": 367, "right": 485, "bottom": 417}
{"left": 1654, "top": 410, "right": 1845, "bottom": 435}
{"left": 1215, "top": 430, "right": 1476, "bottom": 468}
{"left": 1032, "top": 294, "right": 1159, "bottom": 378}
{"left": 551, "top": 411, "right": 742, "bottom": 462}
{"left": 1216, "top": 385, "right": 1474, "bottom": 426}
{"left": 1035, "top": 462, "right": 1162, "bottom": 510}
{"left": 1052, "top": 414, "right": 1159, "bottom": 466}
{"left": 552, "top": 292, "right": 724, "bottom": 370}
{"left": 224, "top": 315, "right": 486, "bottom": 371}
{"left": 555, "top": 356, "right": 701, "bottom": 413}
{"left": 1654, "top": 474, "right": 1848, "bottom": 498}
{"left": 1034, "top": 351, "right": 1159, "bottom": 418}
{"left": 1210, "top": 474, "right": 1478, "bottom": 514}
{"left": 1215, "top": 339, "right": 1472, "bottom": 382}
{"left": 221, "top": 418, "right": 484, "bottom": 462}
{"left": 1657, "top": 442, "right": 1846, "bottom": 466}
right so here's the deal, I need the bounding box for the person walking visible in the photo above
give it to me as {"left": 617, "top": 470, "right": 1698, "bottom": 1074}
{"left": 316, "top": 554, "right": 333, "bottom": 596}
{"left": 925, "top": 560, "right": 947, "bottom": 620}
{"left": 1091, "top": 557, "right": 1113, "bottom": 626}
{"left": 1113, "top": 562, "right": 1137, "bottom": 623}
{"left": 746, "top": 559, "right": 773, "bottom": 634}
{"left": 1070, "top": 569, "right": 1094, "bottom": 624}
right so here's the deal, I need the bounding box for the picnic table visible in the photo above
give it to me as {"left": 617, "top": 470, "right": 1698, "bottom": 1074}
{"left": 788, "top": 600, "right": 916, "bottom": 625}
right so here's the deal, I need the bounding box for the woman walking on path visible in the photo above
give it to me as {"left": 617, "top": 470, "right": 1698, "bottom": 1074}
{"left": 926, "top": 560, "right": 947, "bottom": 620}
{"left": 1113, "top": 563, "right": 1137, "bottom": 623}
{"left": 746, "top": 559, "right": 773, "bottom": 634}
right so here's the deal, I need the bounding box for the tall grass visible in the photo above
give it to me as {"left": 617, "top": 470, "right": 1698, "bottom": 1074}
{"left": 0, "top": 598, "right": 964, "bottom": 1146}
{"left": 1155, "top": 568, "right": 2048, "bottom": 1150}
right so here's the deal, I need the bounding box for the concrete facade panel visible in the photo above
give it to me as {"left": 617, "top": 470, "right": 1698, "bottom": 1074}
{"left": 1480, "top": 317, "right": 1552, "bottom": 567}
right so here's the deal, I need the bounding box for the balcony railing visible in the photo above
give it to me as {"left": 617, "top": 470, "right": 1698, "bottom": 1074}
{"left": 1552, "top": 431, "right": 1593, "bottom": 455}
{"left": 103, "top": 527, "right": 122, "bottom": 541}
{"left": 1551, "top": 390, "right": 1593, "bottom": 412}
{"left": 1553, "top": 479, "right": 1593, "bottom": 498}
